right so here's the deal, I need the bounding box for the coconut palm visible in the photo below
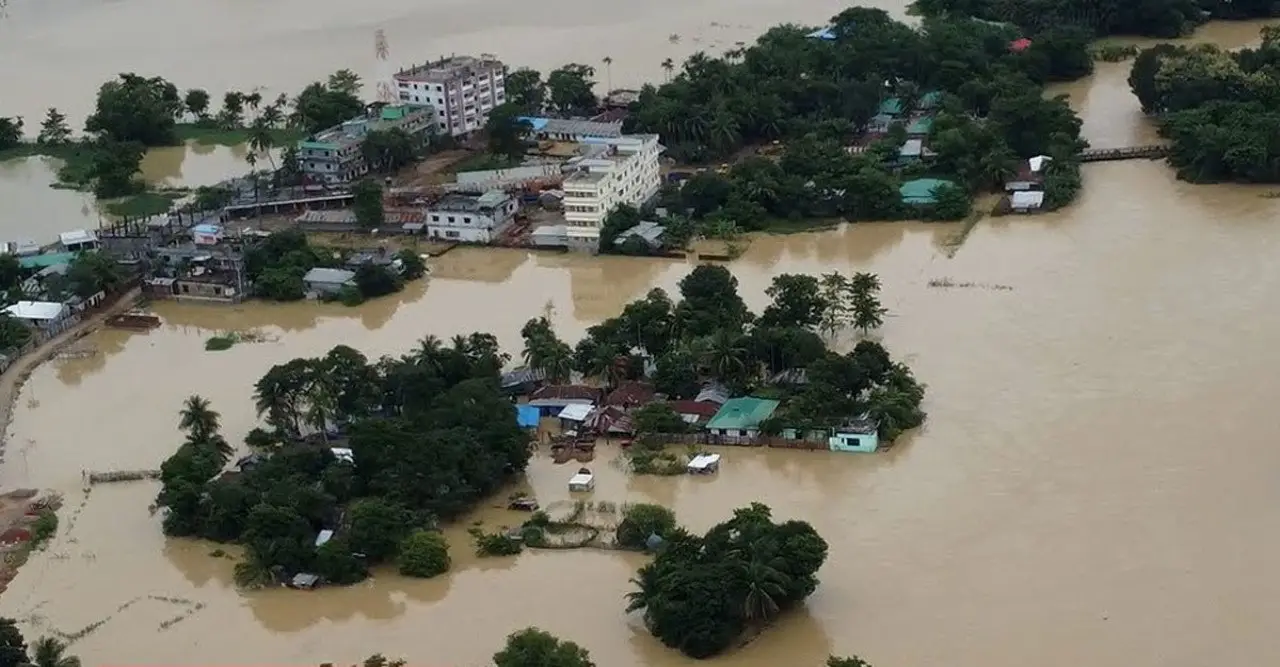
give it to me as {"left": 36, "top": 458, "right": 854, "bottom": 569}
{"left": 661, "top": 58, "right": 675, "bottom": 82}
{"left": 305, "top": 374, "right": 339, "bottom": 441}
{"left": 700, "top": 330, "right": 747, "bottom": 381}
{"left": 602, "top": 56, "right": 614, "bottom": 92}
{"left": 31, "top": 637, "right": 80, "bottom": 667}
{"left": 248, "top": 118, "right": 277, "bottom": 170}
{"left": 735, "top": 550, "right": 791, "bottom": 623}
{"left": 178, "top": 395, "right": 220, "bottom": 441}
{"left": 541, "top": 341, "right": 574, "bottom": 384}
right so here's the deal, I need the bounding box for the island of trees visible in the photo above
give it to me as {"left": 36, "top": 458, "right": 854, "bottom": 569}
{"left": 1129, "top": 26, "right": 1280, "bottom": 183}
{"left": 520, "top": 264, "right": 926, "bottom": 444}
{"left": 627, "top": 503, "right": 828, "bottom": 658}
{"left": 156, "top": 338, "right": 527, "bottom": 587}
{"left": 245, "top": 229, "right": 425, "bottom": 304}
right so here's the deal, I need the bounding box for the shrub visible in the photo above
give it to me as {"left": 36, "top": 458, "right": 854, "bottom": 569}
{"left": 398, "top": 529, "right": 450, "bottom": 578}
{"left": 615, "top": 504, "right": 676, "bottom": 550}
{"left": 30, "top": 509, "right": 58, "bottom": 547}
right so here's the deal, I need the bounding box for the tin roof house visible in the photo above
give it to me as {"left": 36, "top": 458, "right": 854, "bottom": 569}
{"left": 705, "top": 397, "right": 780, "bottom": 438}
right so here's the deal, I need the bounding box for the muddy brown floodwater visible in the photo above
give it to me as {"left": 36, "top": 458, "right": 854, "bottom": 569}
{"left": 3, "top": 2, "right": 1280, "bottom": 666}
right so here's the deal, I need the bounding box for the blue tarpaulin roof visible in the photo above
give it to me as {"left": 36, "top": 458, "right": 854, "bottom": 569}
{"left": 517, "top": 117, "right": 550, "bottom": 131}
{"left": 516, "top": 405, "right": 540, "bottom": 428}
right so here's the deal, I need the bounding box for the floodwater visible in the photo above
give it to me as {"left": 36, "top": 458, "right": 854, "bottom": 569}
{"left": 1, "top": 3, "right": 1280, "bottom": 667}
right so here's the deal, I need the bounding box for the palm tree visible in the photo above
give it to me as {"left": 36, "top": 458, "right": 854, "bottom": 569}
{"left": 305, "top": 375, "right": 338, "bottom": 442}
{"left": 661, "top": 58, "right": 675, "bottom": 82}
{"left": 31, "top": 637, "right": 80, "bottom": 667}
{"left": 701, "top": 330, "right": 747, "bottom": 380}
{"left": 248, "top": 118, "right": 277, "bottom": 170}
{"left": 602, "top": 56, "right": 614, "bottom": 92}
{"left": 178, "top": 395, "right": 220, "bottom": 442}
{"left": 542, "top": 342, "right": 574, "bottom": 384}
{"left": 738, "top": 556, "right": 790, "bottom": 623}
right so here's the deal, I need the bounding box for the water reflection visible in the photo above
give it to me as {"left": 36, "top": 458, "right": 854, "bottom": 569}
{"left": 51, "top": 327, "right": 141, "bottom": 386}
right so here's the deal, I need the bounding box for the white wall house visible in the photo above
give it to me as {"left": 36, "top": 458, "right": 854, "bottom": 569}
{"left": 423, "top": 191, "right": 517, "bottom": 243}
{"left": 562, "top": 134, "right": 663, "bottom": 250}
{"left": 394, "top": 55, "right": 506, "bottom": 137}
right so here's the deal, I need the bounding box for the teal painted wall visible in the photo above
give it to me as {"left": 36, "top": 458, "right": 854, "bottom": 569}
{"left": 828, "top": 430, "right": 878, "bottom": 453}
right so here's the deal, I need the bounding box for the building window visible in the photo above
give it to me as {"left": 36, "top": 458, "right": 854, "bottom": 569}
{"left": 447, "top": 216, "right": 455, "bottom": 223}
{"left": 463, "top": 216, "right": 472, "bottom": 224}
{"left": 431, "top": 215, "right": 440, "bottom": 222}
{"left": 445, "top": 230, "right": 460, "bottom": 238}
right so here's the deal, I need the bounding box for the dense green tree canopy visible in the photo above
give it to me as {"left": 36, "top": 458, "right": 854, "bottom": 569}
{"left": 1130, "top": 29, "right": 1280, "bottom": 183}
{"left": 627, "top": 503, "right": 828, "bottom": 658}
{"left": 155, "top": 338, "right": 529, "bottom": 587}
{"left": 85, "top": 73, "right": 182, "bottom": 145}
{"left": 493, "top": 628, "right": 595, "bottom": 667}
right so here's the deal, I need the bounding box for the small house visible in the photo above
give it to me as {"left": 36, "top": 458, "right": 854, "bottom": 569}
{"left": 705, "top": 397, "right": 780, "bottom": 439}
{"left": 668, "top": 400, "right": 720, "bottom": 426}
{"left": 584, "top": 405, "right": 635, "bottom": 436}
{"left": 905, "top": 116, "right": 933, "bottom": 137}
{"left": 900, "top": 178, "right": 956, "bottom": 206}
{"left": 694, "top": 382, "right": 730, "bottom": 406}
{"left": 501, "top": 366, "right": 547, "bottom": 396}
{"left": 1005, "top": 155, "right": 1052, "bottom": 191}
{"left": 191, "top": 223, "right": 223, "bottom": 246}
{"left": 528, "top": 384, "right": 604, "bottom": 416}
{"left": 687, "top": 453, "right": 721, "bottom": 474}
{"left": 58, "top": 230, "right": 98, "bottom": 253}
{"left": 615, "top": 222, "right": 666, "bottom": 250}
{"left": 605, "top": 381, "right": 656, "bottom": 409}
{"left": 302, "top": 267, "right": 356, "bottom": 297}
{"left": 5, "top": 240, "right": 41, "bottom": 257}
{"left": 4, "top": 301, "right": 70, "bottom": 330}
{"left": 828, "top": 416, "right": 880, "bottom": 453}
{"left": 557, "top": 403, "right": 593, "bottom": 430}
{"left": 1009, "top": 190, "right": 1045, "bottom": 213}
{"left": 330, "top": 447, "right": 354, "bottom": 464}
{"left": 568, "top": 468, "right": 595, "bottom": 492}
{"left": 289, "top": 573, "right": 321, "bottom": 590}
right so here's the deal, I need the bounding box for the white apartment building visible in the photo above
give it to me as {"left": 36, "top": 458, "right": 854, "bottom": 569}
{"left": 561, "top": 134, "right": 664, "bottom": 250}
{"left": 423, "top": 190, "right": 517, "bottom": 243}
{"left": 394, "top": 55, "right": 506, "bottom": 137}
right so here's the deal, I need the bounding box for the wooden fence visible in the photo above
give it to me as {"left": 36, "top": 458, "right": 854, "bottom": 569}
{"left": 643, "top": 432, "right": 830, "bottom": 451}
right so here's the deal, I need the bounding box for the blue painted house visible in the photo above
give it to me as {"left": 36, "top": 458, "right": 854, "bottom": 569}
{"left": 828, "top": 416, "right": 880, "bottom": 453}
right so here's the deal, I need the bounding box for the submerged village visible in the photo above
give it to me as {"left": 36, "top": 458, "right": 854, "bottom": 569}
{"left": 0, "top": 0, "right": 1278, "bottom": 665}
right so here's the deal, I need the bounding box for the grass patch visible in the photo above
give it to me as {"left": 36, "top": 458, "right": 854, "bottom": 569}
{"left": 205, "top": 329, "right": 271, "bottom": 351}
{"left": 174, "top": 123, "right": 304, "bottom": 147}
{"left": 1092, "top": 44, "right": 1139, "bottom": 63}
{"left": 30, "top": 509, "right": 58, "bottom": 548}
{"left": 760, "top": 217, "right": 841, "bottom": 234}
{"left": 448, "top": 152, "right": 522, "bottom": 173}
{"left": 103, "top": 191, "right": 186, "bottom": 218}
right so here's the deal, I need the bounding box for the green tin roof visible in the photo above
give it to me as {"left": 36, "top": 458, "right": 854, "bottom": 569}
{"left": 906, "top": 116, "right": 933, "bottom": 135}
{"left": 900, "top": 178, "right": 956, "bottom": 205}
{"left": 917, "top": 91, "right": 942, "bottom": 110}
{"left": 19, "top": 252, "right": 76, "bottom": 269}
{"left": 877, "top": 97, "right": 903, "bottom": 116}
{"left": 706, "top": 397, "right": 780, "bottom": 431}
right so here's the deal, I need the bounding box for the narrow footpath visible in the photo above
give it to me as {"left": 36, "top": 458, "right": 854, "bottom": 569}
{"left": 0, "top": 288, "right": 142, "bottom": 451}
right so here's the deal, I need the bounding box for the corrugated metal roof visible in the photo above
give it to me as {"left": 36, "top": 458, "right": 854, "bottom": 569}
{"left": 303, "top": 268, "right": 356, "bottom": 284}
{"left": 19, "top": 252, "right": 76, "bottom": 269}
{"left": 5, "top": 301, "right": 67, "bottom": 321}
{"left": 705, "top": 397, "right": 780, "bottom": 431}
{"left": 900, "top": 178, "right": 955, "bottom": 204}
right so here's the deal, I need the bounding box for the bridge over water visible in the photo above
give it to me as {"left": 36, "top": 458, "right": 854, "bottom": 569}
{"left": 1079, "top": 145, "right": 1169, "bottom": 163}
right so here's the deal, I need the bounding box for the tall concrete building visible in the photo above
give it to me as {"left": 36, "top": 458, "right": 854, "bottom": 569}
{"left": 296, "top": 104, "right": 435, "bottom": 185}
{"left": 393, "top": 55, "right": 506, "bottom": 137}
{"left": 561, "top": 134, "right": 664, "bottom": 250}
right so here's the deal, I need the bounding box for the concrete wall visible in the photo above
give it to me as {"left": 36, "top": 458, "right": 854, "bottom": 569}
{"left": 456, "top": 163, "right": 561, "bottom": 186}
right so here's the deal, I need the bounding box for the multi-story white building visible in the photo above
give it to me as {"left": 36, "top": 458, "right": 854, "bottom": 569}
{"left": 561, "top": 134, "right": 664, "bottom": 251}
{"left": 423, "top": 191, "right": 517, "bottom": 243}
{"left": 393, "top": 55, "right": 505, "bottom": 137}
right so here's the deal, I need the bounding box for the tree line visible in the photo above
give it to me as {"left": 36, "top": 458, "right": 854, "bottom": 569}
{"left": 518, "top": 264, "right": 926, "bottom": 441}
{"left": 912, "top": 0, "right": 1277, "bottom": 38}
{"left": 155, "top": 337, "right": 528, "bottom": 587}
{"left": 1129, "top": 27, "right": 1280, "bottom": 182}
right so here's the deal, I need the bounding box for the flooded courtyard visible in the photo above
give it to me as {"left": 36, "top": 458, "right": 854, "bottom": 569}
{"left": 1, "top": 1, "right": 1280, "bottom": 666}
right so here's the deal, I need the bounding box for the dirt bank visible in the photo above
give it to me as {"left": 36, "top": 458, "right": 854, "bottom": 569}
{"left": 0, "top": 288, "right": 142, "bottom": 453}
